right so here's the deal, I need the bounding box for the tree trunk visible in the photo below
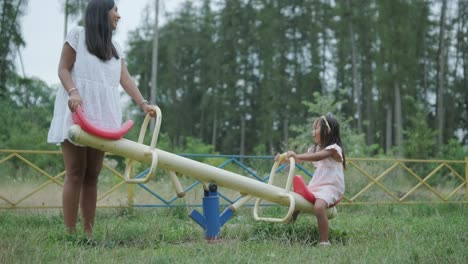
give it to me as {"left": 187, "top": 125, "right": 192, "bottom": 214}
{"left": 436, "top": 0, "right": 447, "bottom": 148}
{"left": 283, "top": 117, "right": 289, "bottom": 150}
{"left": 16, "top": 45, "right": 25, "bottom": 77}
{"left": 240, "top": 115, "right": 245, "bottom": 155}
{"left": 150, "top": 0, "right": 159, "bottom": 130}
{"left": 321, "top": 2, "right": 328, "bottom": 94}
{"left": 385, "top": 104, "right": 392, "bottom": 153}
{"left": 394, "top": 81, "right": 402, "bottom": 154}
{"left": 211, "top": 109, "right": 217, "bottom": 150}
{"left": 64, "top": 0, "right": 69, "bottom": 38}
{"left": 347, "top": 0, "right": 361, "bottom": 133}
{"left": 365, "top": 92, "right": 374, "bottom": 145}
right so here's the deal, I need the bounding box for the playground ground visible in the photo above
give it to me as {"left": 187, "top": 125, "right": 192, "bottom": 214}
{"left": 0, "top": 204, "right": 466, "bottom": 263}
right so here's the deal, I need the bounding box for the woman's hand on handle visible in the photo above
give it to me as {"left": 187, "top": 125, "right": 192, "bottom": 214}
{"left": 67, "top": 90, "right": 82, "bottom": 112}
{"left": 141, "top": 103, "right": 157, "bottom": 118}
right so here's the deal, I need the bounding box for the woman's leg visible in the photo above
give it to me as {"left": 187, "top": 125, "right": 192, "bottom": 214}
{"left": 80, "top": 147, "right": 104, "bottom": 235}
{"left": 61, "top": 140, "right": 87, "bottom": 233}
{"left": 314, "top": 199, "right": 329, "bottom": 242}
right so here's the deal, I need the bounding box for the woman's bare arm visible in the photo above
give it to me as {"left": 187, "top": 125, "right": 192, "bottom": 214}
{"left": 120, "top": 59, "right": 156, "bottom": 117}
{"left": 58, "top": 43, "right": 81, "bottom": 112}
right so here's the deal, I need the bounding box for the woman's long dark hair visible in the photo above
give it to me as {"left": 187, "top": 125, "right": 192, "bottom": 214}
{"left": 84, "top": 0, "right": 119, "bottom": 61}
{"left": 313, "top": 114, "right": 346, "bottom": 168}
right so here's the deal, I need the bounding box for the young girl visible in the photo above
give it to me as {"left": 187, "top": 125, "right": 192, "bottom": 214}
{"left": 275, "top": 115, "right": 345, "bottom": 246}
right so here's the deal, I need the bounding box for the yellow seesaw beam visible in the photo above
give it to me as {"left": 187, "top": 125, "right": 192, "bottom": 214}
{"left": 68, "top": 124, "right": 326, "bottom": 215}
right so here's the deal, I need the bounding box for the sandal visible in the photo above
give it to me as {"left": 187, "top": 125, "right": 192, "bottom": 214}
{"left": 319, "top": 241, "right": 331, "bottom": 247}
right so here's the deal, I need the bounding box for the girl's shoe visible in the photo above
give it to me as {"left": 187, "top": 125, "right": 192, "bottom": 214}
{"left": 319, "top": 241, "right": 331, "bottom": 247}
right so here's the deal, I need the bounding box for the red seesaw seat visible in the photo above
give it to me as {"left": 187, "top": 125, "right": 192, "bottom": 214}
{"left": 72, "top": 105, "right": 134, "bottom": 140}
{"left": 292, "top": 175, "right": 342, "bottom": 208}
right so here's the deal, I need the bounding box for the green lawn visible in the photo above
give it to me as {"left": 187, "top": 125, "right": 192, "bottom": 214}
{"left": 0, "top": 204, "right": 466, "bottom": 263}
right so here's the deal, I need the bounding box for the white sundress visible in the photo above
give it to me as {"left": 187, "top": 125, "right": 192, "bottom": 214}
{"left": 307, "top": 144, "right": 345, "bottom": 206}
{"left": 47, "top": 26, "right": 124, "bottom": 144}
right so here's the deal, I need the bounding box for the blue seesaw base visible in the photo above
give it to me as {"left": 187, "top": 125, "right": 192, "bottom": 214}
{"left": 189, "top": 183, "right": 234, "bottom": 242}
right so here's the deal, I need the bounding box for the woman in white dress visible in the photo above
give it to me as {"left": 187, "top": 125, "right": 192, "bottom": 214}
{"left": 48, "top": 0, "right": 156, "bottom": 236}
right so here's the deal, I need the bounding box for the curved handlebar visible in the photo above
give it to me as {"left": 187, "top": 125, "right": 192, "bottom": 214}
{"left": 253, "top": 152, "right": 296, "bottom": 223}
{"left": 72, "top": 105, "right": 134, "bottom": 140}
{"left": 124, "top": 106, "right": 161, "bottom": 184}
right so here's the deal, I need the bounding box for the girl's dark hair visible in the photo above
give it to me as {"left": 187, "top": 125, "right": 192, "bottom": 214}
{"left": 84, "top": 0, "right": 119, "bottom": 61}
{"left": 313, "top": 114, "right": 346, "bottom": 168}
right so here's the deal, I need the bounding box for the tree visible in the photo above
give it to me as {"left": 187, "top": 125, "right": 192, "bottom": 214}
{"left": 435, "top": 0, "right": 448, "bottom": 149}
{"left": 61, "top": 0, "right": 87, "bottom": 37}
{"left": 122, "top": 0, "right": 465, "bottom": 156}
{"left": 0, "top": 76, "right": 54, "bottom": 150}
{"left": 150, "top": 0, "right": 160, "bottom": 131}
{"left": 452, "top": 0, "right": 468, "bottom": 144}
{"left": 0, "top": 0, "right": 27, "bottom": 99}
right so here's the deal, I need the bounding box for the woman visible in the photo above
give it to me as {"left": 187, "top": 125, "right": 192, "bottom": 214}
{"left": 48, "top": 0, "right": 156, "bottom": 236}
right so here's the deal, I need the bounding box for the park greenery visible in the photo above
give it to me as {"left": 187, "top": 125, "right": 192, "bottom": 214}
{"left": 0, "top": 204, "right": 466, "bottom": 263}
{"left": 0, "top": 2, "right": 467, "bottom": 262}
{"left": 0, "top": 0, "right": 466, "bottom": 159}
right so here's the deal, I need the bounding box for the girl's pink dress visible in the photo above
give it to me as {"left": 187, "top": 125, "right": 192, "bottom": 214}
{"left": 308, "top": 144, "right": 345, "bottom": 206}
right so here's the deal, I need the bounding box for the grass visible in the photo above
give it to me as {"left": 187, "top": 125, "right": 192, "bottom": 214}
{"left": 0, "top": 204, "right": 466, "bottom": 263}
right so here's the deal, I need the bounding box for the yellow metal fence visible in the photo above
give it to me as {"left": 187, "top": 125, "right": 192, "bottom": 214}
{"left": 0, "top": 149, "right": 466, "bottom": 209}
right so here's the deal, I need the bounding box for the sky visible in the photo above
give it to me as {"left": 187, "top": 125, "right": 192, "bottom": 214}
{"left": 16, "top": 0, "right": 185, "bottom": 87}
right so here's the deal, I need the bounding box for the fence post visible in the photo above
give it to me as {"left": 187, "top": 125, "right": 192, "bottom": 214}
{"left": 466, "top": 157, "right": 468, "bottom": 203}
{"left": 127, "top": 183, "right": 134, "bottom": 208}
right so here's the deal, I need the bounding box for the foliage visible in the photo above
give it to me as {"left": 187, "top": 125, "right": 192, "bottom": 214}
{"left": 403, "top": 101, "right": 438, "bottom": 159}
{"left": 438, "top": 138, "right": 468, "bottom": 160}
{"left": 123, "top": 0, "right": 466, "bottom": 156}
{"left": 288, "top": 92, "right": 379, "bottom": 157}
{"left": 60, "top": 0, "right": 87, "bottom": 22}
{"left": 1, "top": 77, "right": 55, "bottom": 150}
{"left": 0, "top": 0, "right": 466, "bottom": 160}
{"left": 0, "top": 0, "right": 28, "bottom": 98}
{"left": 0, "top": 77, "right": 57, "bottom": 173}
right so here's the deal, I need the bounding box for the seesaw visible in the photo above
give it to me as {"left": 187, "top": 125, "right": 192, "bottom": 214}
{"left": 69, "top": 106, "right": 338, "bottom": 241}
